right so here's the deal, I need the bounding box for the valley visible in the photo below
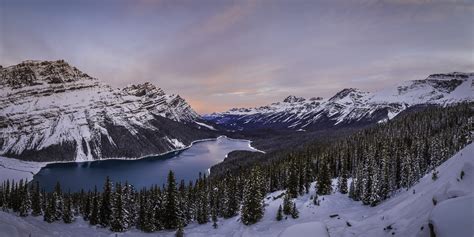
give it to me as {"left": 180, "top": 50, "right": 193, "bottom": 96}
{"left": 1, "top": 2, "right": 472, "bottom": 236}
{"left": 0, "top": 60, "right": 472, "bottom": 237}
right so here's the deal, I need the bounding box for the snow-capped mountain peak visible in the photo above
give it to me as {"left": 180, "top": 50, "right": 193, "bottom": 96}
{"left": 0, "top": 60, "right": 212, "bottom": 162}
{"left": 0, "top": 60, "right": 96, "bottom": 88}
{"left": 283, "top": 95, "right": 306, "bottom": 103}
{"left": 205, "top": 72, "right": 473, "bottom": 131}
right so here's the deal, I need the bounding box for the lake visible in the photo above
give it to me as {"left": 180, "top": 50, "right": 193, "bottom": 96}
{"left": 32, "top": 136, "right": 259, "bottom": 192}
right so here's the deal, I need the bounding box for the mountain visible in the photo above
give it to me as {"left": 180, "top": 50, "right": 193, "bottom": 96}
{"left": 0, "top": 60, "right": 217, "bottom": 162}
{"left": 204, "top": 72, "right": 473, "bottom": 131}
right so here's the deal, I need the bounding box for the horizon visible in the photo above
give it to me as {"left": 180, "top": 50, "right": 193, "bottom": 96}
{"left": 1, "top": 0, "right": 473, "bottom": 113}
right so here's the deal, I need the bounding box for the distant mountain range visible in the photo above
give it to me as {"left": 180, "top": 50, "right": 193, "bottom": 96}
{"left": 0, "top": 60, "right": 217, "bottom": 162}
{"left": 1, "top": 60, "right": 472, "bottom": 162}
{"left": 204, "top": 72, "right": 473, "bottom": 131}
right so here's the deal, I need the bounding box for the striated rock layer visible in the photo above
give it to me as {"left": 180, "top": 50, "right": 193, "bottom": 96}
{"left": 0, "top": 60, "right": 216, "bottom": 162}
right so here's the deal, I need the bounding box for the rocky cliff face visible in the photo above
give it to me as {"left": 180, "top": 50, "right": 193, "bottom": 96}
{"left": 205, "top": 72, "right": 473, "bottom": 131}
{"left": 0, "top": 60, "right": 216, "bottom": 162}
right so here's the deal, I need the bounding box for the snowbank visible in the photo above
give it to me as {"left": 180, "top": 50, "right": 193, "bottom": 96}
{"left": 0, "top": 156, "right": 47, "bottom": 183}
{"left": 279, "top": 222, "right": 329, "bottom": 237}
{"left": 429, "top": 195, "right": 474, "bottom": 237}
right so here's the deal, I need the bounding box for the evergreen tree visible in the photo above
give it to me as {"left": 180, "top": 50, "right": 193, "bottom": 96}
{"left": 19, "top": 179, "right": 31, "bottom": 217}
{"left": 44, "top": 182, "right": 63, "bottom": 223}
{"left": 62, "top": 195, "right": 74, "bottom": 223}
{"left": 241, "top": 167, "right": 264, "bottom": 225}
{"left": 304, "top": 157, "right": 313, "bottom": 194}
{"left": 163, "top": 170, "right": 181, "bottom": 229}
{"left": 276, "top": 204, "right": 283, "bottom": 221}
{"left": 138, "top": 190, "right": 155, "bottom": 232}
{"left": 31, "top": 181, "right": 42, "bottom": 216}
{"left": 82, "top": 192, "right": 91, "bottom": 220}
{"left": 111, "top": 182, "right": 128, "bottom": 232}
{"left": 123, "top": 182, "right": 137, "bottom": 228}
{"left": 89, "top": 187, "right": 100, "bottom": 226}
{"left": 222, "top": 174, "right": 239, "bottom": 218}
{"left": 2, "top": 180, "right": 10, "bottom": 212}
{"left": 337, "top": 168, "right": 348, "bottom": 194}
{"left": 212, "top": 208, "right": 218, "bottom": 229}
{"left": 176, "top": 225, "right": 184, "bottom": 237}
{"left": 282, "top": 193, "right": 292, "bottom": 215}
{"left": 99, "top": 176, "right": 113, "bottom": 227}
{"left": 291, "top": 203, "right": 299, "bottom": 219}
{"left": 286, "top": 159, "right": 299, "bottom": 198}
{"left": 316, "top": 159, "right": 332, "bottom": 195}
{"left": 43, "top": 193, "right": 55, "bottom": 223}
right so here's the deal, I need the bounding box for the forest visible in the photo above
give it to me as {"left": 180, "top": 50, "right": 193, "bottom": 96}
{"left": 0, "top": 102, "right": 472, "bottom": 235}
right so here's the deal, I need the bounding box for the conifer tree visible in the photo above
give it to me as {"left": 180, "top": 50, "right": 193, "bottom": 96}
{"left": 282, "top": 193, "right": 292, "bottom": 215}
{"left": 316, "top": 160, "right": 332, "bottom": 195}
{"left": 82, "top": 192, "right": 91, "bottom": 221}
{"left": 31, "top": 181, "right": 42, "bottom": 216}
{"left": 123, "top": 182, "right": 137, "bottom": 228}
{"left": 164, "top": 170, "right": 181, "bottom": 229}
{"left": 337, "top": 167, "right": 348, "bottom": 194}
{"left": 241, "top": 168, "right": 264, "bottom": 225}
{"left": 89, "top": 187, "right": 100, "bottom": 226}
{"left": 62, "top": 195, "right": 74, "bottom": 223}
{"left": 212, "top": 208, "right": 218, "bottom": 229}
{"left": 176, "top": 225, "right": 184, "bottom": 237}
{"left": 19, "top": 179, "right": 31, "bottom": 217}
{"left": 2, "top": 180, "right": 10, "bottom": 212}
{"left": 43, "top": 193, "right": 55, "bottom": 223}
{"left": 222, "top": 174, "right": 239, "bottom": 218}
{"left": 111, "top": 182, "right": 127, "bottom": 232}
{"left": 304, "top": 157, "right": 313, "bottom": 194}
{"left": 99, "top": 176, "right": 113, "bottom": 227}
{"left": 291, "top": 203, "right": 299, "bottom": 219}
{"left": 286, "top": 159, "right": 299, "bottom": 198}
{"left": 276, "top": 204, "right": 283, "bottom": 221}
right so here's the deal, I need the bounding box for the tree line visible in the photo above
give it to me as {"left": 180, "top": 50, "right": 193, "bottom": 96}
{"left": 0, "top": 103, "right": 471, "bottom": 234}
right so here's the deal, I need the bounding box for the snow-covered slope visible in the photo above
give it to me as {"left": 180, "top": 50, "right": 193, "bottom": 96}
{"left": 0, "top": 60, "right": 215, "bottom": 162}
{"left": 205, "top": 72, "right": 473, "bottom": 131}
{"left": 1, "top": 142, "right": 472, "bottom": 237}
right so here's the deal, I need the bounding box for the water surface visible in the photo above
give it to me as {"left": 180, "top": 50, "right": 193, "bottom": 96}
{"left": 33, "top": 136, "right": 258, "bottom": 192}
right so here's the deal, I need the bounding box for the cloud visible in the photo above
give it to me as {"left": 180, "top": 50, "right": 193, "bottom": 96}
{"left": 0, "top": 0, "right": 472, "bottom": 114}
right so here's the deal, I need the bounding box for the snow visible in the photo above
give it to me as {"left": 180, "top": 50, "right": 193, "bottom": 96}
{"left": 195, "top": 121, "right": 217, "bottom": 130}
{"left": 0, "top": 61, "right": 200, "bottom": 162}
{"left": 429, "top": 195, "right": 474, "bottom": 237}
{"left": 0, "top": 156, "right": 47, "bottom": 183}
{"left": 0, "top": 141, "right": 473, "bottom": 236}
{"left": 208, "top": 73, "right": 473, "bottom": 129}
{"left": 166, "top": 137, "right": 186, "bottom": 149}
{"left": 279, "top": 222, "right": 329, "bottom": 237}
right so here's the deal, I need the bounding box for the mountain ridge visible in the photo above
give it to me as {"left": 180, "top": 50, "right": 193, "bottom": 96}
{"left": 0, "top": 60, "right": 216, "bottom": 162}
{"left": 204, "top": 72, "right": 473, "bottom": 131}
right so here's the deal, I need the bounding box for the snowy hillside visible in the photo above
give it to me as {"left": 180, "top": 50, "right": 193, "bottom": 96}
{"left": 205, "top": 72, "right": 473, "bottom": 131}
{"left": 0, "top": 60, "right": 216, "bottom": 162}
{"left": 1, "top": 142, "right": 472, "bottom": 237}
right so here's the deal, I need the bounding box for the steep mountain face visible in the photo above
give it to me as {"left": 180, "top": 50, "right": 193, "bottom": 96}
{"left": 205, "top": 72, "right": 473, "bottom": 131}
{"left": 0, "top": 60, "right": 216, "bottom": 162}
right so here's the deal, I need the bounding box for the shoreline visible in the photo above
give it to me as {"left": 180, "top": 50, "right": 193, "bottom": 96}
{"left": 0, "top": 135, "right": 264, "bottom": 183}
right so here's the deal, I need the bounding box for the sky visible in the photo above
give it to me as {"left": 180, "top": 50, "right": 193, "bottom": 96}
{"left": 1, "top": 0, "right": 473, "bottom": 114}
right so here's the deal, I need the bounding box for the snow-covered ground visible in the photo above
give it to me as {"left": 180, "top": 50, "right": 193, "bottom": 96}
{"left": 1, "top": 143, "right": 473, "bottom": 236}
{"left": 0, "top": 156, "right": 47, "bottom": 183}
